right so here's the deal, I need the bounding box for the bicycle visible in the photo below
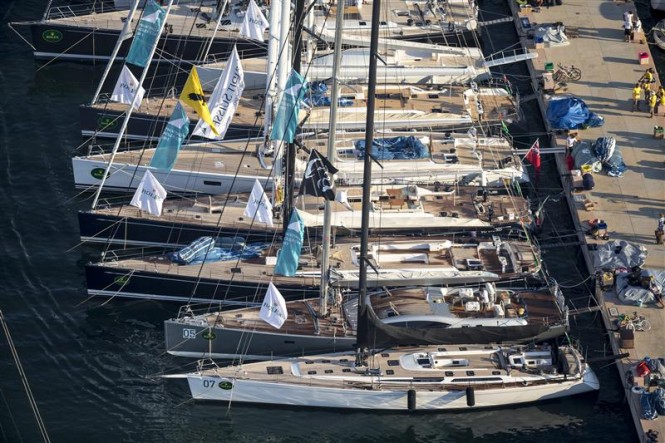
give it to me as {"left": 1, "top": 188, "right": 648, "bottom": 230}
{"left": 617, "top": 312, "right": 651, "bottom": 331}
{"left": 553, "top": 63, "right": 582, "bottom": 83}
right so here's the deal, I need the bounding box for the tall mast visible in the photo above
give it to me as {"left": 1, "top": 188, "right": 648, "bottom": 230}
{"left": 90, "top": 0, "right": 141, "bottom": 105}
{"left": 319, "top": 0, "right": 345, "bottom": 317}
{"left": 91, "top": 1, "right": 174, "bottom": 210}
{"left": 282, "top": 0, "right": 301, "bottom": 236}
{"left": 263, "top": 0, "right": 282, "bottom": 134}
{"left": 356, "top": 0, "right": 381, "bottom": 350}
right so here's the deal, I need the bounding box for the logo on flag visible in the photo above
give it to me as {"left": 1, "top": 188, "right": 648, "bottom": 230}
{"left": 259, "top": 282, "right": 288, "bottom": 329}
{"left": 239, "top": 0, "right": 269, "bottom": 42}
{"left": 126, "top": 0, "right": 166, "bottom": 67}
{"left": 111, "top": 65, "right": 146, "bottom": 110}
{"left": 130, "top": 170, "right": 167, "bottom": 216}
{"left": 180, "top": 66, "right": 219, "bottom": 136}
{"left": 524, "top": 139, "right": 541, "bottom": 173}
{"left": 274, "top": 209, "right": 304, "bottom": 277}
{"left": 149, "top": 102, "right": 190, "bottom": 171}
{"left": 300, "top": 149, "right": 338, "bottom": 200}
{"left": 244, "top": 179, "right": 274, "bottom": 227}
{"left": 270, "top": 69, "right": 307, "bottom": 143}
{"left": 192, "top": 47, "right": 245, "bottom": 140}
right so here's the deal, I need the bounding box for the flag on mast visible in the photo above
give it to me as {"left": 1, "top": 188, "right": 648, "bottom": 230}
{"left": 125, "top": 0, "right": 166, "bottom": 67}
{"left": 192, "top": 47, "right": 245, "bottom": 140}
{"left": 130, "top": 170, "right": 167, "bottom": 216}
{"left": 239, "top": 0, "right": 269, "bottom": 42}
{"left": 111, "top": 65, "right": 146, "bottom": 110}
{"left": 244, "top": 179, "right": 274, "bottom": 227}
{"left": 524, "top": 139, "right": 541, "bottom": 173}
{"left": 259, "top": 282, "right": 288, "bottom": 329}
{"left": 300, "top": 149, "right": 338, "bottom": 200}
{"left": 270, "top": 69, "right": 307, "bottom": 142}
{"left": 149, "top": 102, "right": 190, "bottom": 171}
{"left": 180, "top": 66, "right": 219, "bottom": 136}
{"left": 274, "top": 209, "right": 304, "bottom": 276}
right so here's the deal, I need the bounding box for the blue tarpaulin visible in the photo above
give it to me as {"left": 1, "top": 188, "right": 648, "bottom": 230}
{"left": 354, "top": 136, "right": 429, "bottom": 160}
{"left": 546, "top": 96, "right": 604, "bottom": 130}
{"left": 169, "top": 237, "right": 265, "bottom": 264}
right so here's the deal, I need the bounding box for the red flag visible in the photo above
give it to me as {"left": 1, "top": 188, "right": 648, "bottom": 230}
{"left": 525, "top": 139, "right": 541, "bottom": 173}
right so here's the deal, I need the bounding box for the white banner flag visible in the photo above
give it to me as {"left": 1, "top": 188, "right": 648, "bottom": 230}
{"left": 192, "top": 46, "right": 245, "bottom": 140}
{"left": 130, "top": 170, "right": 167, "bottom": 216}
{"left": 111, "top": 65, "right": 146, "bottom": 110}
{"left": 244, "top": 179, "right": 274, "bottom": 227}
{"left": 239, "top": 0, "right": 269, "bottom": 42}
{"left": 259, "top": 282, "right": 288, "bottom": 329}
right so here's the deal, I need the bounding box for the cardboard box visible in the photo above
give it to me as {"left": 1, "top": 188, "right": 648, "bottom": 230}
{"left": 534, "top": 42, "right": 545, "bottom": 49}
{"left": 638, "top": 51, "right": 649, "bottom": 65}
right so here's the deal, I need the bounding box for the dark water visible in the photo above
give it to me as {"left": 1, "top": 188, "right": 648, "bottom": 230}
{"left": 2, "top": 0, "right": 663, "bottom": 441}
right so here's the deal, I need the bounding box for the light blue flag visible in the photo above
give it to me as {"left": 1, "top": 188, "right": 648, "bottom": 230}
{"left": 274, "top": 209, "right": 305, "bottom": 276}
{"left": 126, "top": 0, "right": 166, "bottom": 67}
{"left": 270, "top": 69, "right": 307, "bottom": 142}
{"left": 150, "top": 102, "right": 190, "bottom": 171}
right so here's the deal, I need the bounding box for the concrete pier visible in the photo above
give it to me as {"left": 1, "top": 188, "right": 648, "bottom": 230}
{"left": 508, "top": 1, "right": 665, "bottom": 441}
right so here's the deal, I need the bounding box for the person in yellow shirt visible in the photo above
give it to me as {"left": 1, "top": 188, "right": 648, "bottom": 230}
{"left": 640, "top": 68, "right": 655, "bottom": 95}
{"left": 656, "top": 86, "right": 665, "bottom": 116}
{"left": 649, "top": 90, "right": 657, "bottom": 118}
{"left": 631, "top": 83, "right": 642, "bottom": 112}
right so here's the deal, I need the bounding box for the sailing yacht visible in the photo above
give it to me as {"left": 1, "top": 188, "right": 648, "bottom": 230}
{"left": 79, "top": 72, "right": 518, "bottom": 142}
{"left": 167, "top": 341, "right": 598, "bottom": 410}
{"left": 164, "top": 282, "right": 569, "bottom": 359}
{"left": 78, "top": 183, "right": 533, "bottom": 248}
{"left": 10, "top": 0, "right": 480, "bottom": 63}
{"left": 72, "top": 131, "right": 528, "bottom": 195}
{"left": 83, "top": 235, "right": 541, "bottom": 303}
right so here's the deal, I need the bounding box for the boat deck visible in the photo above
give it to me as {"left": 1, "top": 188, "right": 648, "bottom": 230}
{"left": 95, "top": 236, "right": 539, "bottom": 287}
{"left": 88, "top": 82, "right": 516, "bottom": 132}
{"left": 43, "top": 0, "right": 477, "bottom": 44}
{"left": 81, "top": 131, "right": 523, "bottom": 183}
{"left": 371, "top": 287, "right": 563, "bottom": 326}
{"left": 201, "top": 299, "right": 352, "bottom": 337}
{"left": 86, "top": 184, "right": 531, "bottom": 243}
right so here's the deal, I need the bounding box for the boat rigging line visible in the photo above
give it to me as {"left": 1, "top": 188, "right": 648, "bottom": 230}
{"left": 0, "top": 310, "right": 51, "bottom": 443}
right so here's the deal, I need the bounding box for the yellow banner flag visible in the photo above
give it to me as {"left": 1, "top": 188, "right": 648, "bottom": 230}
{"left": 179, "top": 66, "right": 219, "bottom": 136}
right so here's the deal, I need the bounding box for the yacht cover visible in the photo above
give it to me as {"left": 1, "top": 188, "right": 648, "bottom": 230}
{"left": 572, "top": 142, "right": 601, "bottom": 172}
{"left": 546, "top": 96, "right": 604, "bottom": 130}
{"left": 592, "top": 240, "right": 647, "bottom": 270}
{"left": 533, "top": 25, "right": 570, "bottom": 47}
{"left": 354, "top": 136, "right": 429, "bottom": 160}
{"left": 615, "top": 269, "right": 664, "bottom": 306}
{"left": 592, "top": 136, "right": 627, "bottom": 176}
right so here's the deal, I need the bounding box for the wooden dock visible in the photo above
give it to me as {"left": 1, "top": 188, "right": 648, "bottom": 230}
{"left": 508, "top": 1, "right": 665, "bottom": 442}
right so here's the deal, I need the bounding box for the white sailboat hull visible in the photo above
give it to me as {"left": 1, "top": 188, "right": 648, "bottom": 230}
{"left": 186, "top": 370, "right": 599, "bottom": 410}
{"left": 71, "top": 157, "right": 272, "bottom": 195}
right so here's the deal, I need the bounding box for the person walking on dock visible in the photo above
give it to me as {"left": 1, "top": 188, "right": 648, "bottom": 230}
{"left": 566, "top": 132, "right": 578, "bottom": 155}
{"left": 632, "top": 83, "right": 642, "bottom": 111}
{"left": 656, "top": 85, "right": 665, "bottom": 116}
{"left": 656, "top": 213, "right": 665, "bottom": 245}
{"left": 623, "top": 11, "right": 634, "bottom": 42}
{"left": 648, "top": 90, "right": 657, "bottom": 118}
{"left": 640, "top": 68, "right": 655, "bottom": 94}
